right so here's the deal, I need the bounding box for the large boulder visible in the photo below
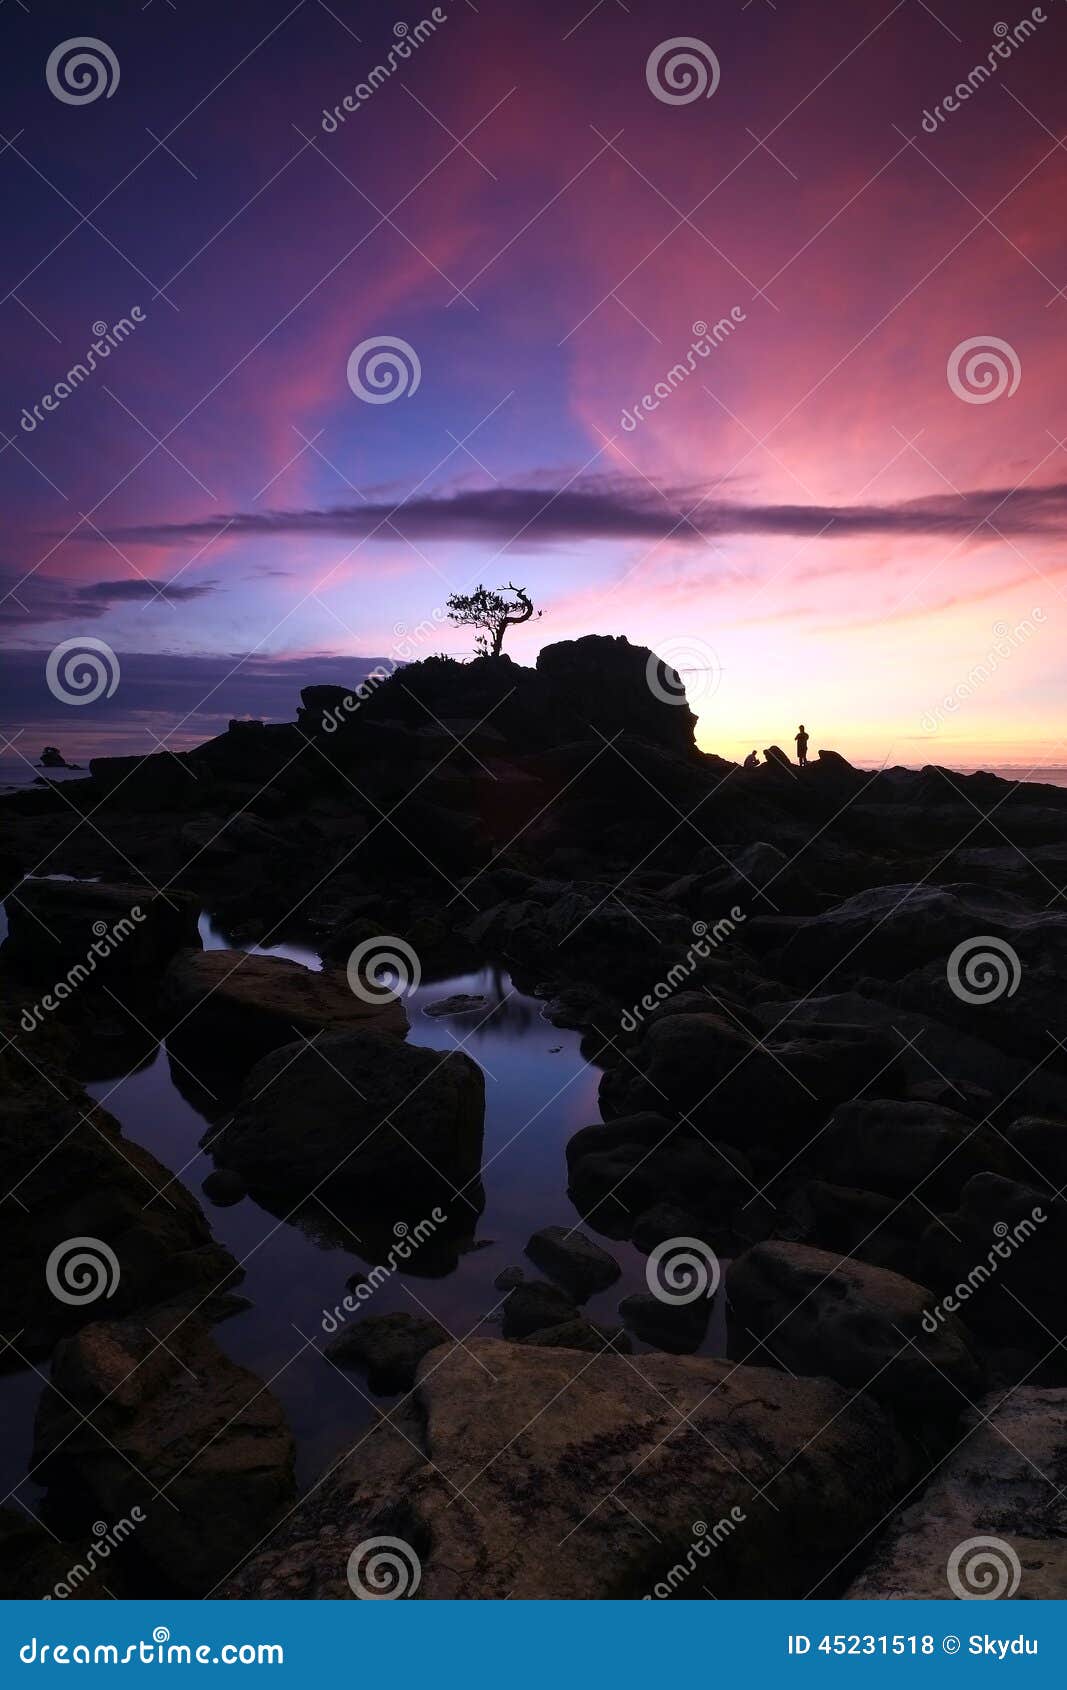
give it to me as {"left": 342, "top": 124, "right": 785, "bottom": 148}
{"left": 728, "top": 1242, "right": 982, "bottom": 1410}
{"left": 846, "top": 1387, "right": 1067, "bottom": 1599}
{"left": 222, "top": 1339, "right": 910, "bottom": 1598}
{"left": 215, "top": 1030, "right": 485, "bottom": 1219}
{"left": 535, "top": 634, "right": 697, "bottom": 752}
{"left": 34, "top": 1314, "right": 296, "bottom": 1596}
{"left": 163, "top": 948, "right": 408, "bottom": 1077}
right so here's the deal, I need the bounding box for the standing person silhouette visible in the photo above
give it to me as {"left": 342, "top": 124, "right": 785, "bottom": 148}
{"left": 795, "top": 724, "right": 809, "bottom": 768}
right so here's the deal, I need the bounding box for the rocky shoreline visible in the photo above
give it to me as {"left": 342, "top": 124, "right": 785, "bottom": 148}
{"left": 2, "top": 635, "right": 1066, "bottom": 1599}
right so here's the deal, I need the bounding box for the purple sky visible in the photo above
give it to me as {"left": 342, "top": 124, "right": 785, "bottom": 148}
{"left": 3, "top": 0, "right": 1067, "bottom": 765}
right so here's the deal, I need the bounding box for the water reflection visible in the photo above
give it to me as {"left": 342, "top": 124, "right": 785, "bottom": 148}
{"left": 1, "top": 901, "right": 730, "bottom": 1500}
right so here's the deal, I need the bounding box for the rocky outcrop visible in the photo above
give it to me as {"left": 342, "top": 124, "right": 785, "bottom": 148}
{"left": 34, "top": 1313, "right": 296, "bottom": 1596}
{"left": 846, "top": 1387, "right": 1067, "bottom": 1599}
{"left": 215, "top": 1030, "right": 485, "bottom": 1218}
{"left": 222, "top": 1339, "right": 911, "bottom": 1598}
{"left": 728, "top": 1242, "right": 982, "bottom": 1410}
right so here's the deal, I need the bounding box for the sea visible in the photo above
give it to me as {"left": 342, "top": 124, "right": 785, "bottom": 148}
{"left": 4, "top": 758, "right": 1067, "bottom": 795}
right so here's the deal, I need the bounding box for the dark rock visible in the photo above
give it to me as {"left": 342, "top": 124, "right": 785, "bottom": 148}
{"left": 919, "top": 1172, "right": 1067, "bottom": 1351}
{"left": 0, "top": 1508, "right": 111, "bottom": 1599}
{"left": 216, "top": 1031, "right": 485, "bottom": 1217}
{"left": 494, "top": 1266, "right": 525, "bottom": 1292}
{"left": 631, "top": 1202, "right": 709, "bottom": 1254}
{"left": 501, "top": 1279, "right": 578, "bottom": 1338}
{"left": 1006, "top": 1115, "right": 1067, "bottom": 1188}
{"left": 325, "top": 1313, "right": 449, "bottom": 1392}
{"left": 223, "top": 1340, "right": 911, "bottom": 1599}
{"left": 520, "top": 1318, "right": 631, "bottom": 1354}
{"left": 201, "top": 1168, "right": 247, "bottom": 1207}
{"left": 163, "top": 948, "right": 408, "bottom": 1077}
{"left": 422, "top": 993, "right": 489, "bottom": 1018}
{"left": 567, "top": 1111, "right": 752, "bottom": 1237}
{"left": 618, "top": 1291, "right": 712, "bottom": 1354}
{"left": 0, "top": 1076, "right": 240, "bottom": 1362}
{"left": 728, "top": 1242, "right": 982, "bottom": 1410}
{"left": 4, "top": 880, "right": 199, "bottom": 993}
{"left": 813, "top": 1098, "right": 1014, "bottom": 1202}
{"left": 525, "top": 1226, "right": 620, "bottom": 1298}
{"left": 847, "top": 1387, "right": 1067, "bottom": 1598}
{"left": 34, "top": 1314, "right": 296, "bottom": 1596}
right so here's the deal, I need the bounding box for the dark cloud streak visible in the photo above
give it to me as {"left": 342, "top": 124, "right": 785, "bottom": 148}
{"left": 102, "top": 478, "right": 1067, "bottom": 551}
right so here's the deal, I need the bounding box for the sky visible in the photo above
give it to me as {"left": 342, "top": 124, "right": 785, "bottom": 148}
{"left": 2, "top": 0, "right": 1067, "bottom": 766}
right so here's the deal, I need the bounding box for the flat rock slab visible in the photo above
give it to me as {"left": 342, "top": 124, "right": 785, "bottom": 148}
{"left": 846, "top": 1387, "right": 1067, "bottom": 1599}
{"left": 163, "top": 947, "right": 408, "bottom": 1074}
{"left": 223, "top": 1338, "right": 910, "bottom": 1599}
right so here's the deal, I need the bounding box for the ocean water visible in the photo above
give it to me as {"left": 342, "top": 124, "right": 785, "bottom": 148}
{"left": 5, "top": 758, "right": 1067, "bottom": 794}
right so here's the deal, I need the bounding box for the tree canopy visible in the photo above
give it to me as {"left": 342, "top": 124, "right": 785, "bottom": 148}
{"left": 445, "top": 583, "right": 541, "bottom": 657}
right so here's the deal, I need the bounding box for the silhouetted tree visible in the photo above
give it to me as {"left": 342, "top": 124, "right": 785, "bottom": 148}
{"left": 445, "top": 583, "right": 541, "bottom": 657}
